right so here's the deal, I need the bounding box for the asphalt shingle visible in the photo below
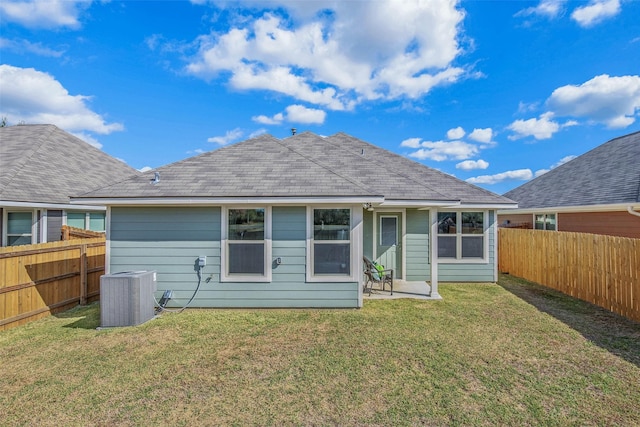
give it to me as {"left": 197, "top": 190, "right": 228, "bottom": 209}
{"left": 504, "top": 131, "right": 640, "bottom": 209}
{"left": 78, "top": 131, "right": 514, "bottom": 205}
{"left": 0, "top": 124, "right": 139, "bottom": 204}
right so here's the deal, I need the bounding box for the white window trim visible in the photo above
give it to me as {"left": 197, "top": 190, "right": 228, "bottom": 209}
{"left": 306, "top": 205, "right": 362, "bottom": 283}
{"left": 437, "top": 210, "right": 489, "bottom": 264}
{"left": 221, "top": 206, "right": 272, "bottom": 283}
{"left": 2, "top": 209, "right": 38, "bottom": 246}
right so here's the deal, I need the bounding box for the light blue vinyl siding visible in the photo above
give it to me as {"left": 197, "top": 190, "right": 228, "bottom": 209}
{"left": 368, "top": 209, "right": 498, "bottom": 283}
{"left": 438, "top": 211, "right": 497, "bottom": 282}
{"left": 110, "top": 207, "right": 221, "bottom": 302}
{"left": 109, "top": 206, "right": 359, "bottom": 308}
{"left": 363, "top": 209, "right": 374, "bottom": 260}
{"left": 405, "top": 209, "right": 430, "bottom": 281}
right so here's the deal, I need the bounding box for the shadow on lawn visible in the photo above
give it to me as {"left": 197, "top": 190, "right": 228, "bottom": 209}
{"left": 498, "top": 274, "right": 640, "bottom": 369}
{"left": 54, "top": 302, "right": 101, "bottom": 330}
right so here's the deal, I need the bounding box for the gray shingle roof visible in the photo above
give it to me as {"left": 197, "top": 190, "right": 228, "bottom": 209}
{"left": 78, "top": 131, "right": 514, "bottom": 205}
{"left": 0, "top": 124, "right": 139, "bottom": 204}
{"left": 504, "top": 131, "right": 640, "bottom": 209}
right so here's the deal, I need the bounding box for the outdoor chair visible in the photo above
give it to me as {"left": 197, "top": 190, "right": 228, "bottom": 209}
{"left": 363, "top": 256, "right": 393, "bottom": 296}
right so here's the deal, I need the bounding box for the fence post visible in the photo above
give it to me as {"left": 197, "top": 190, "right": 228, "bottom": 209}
{"left": 80, "top": 244, "right": 87, "bottom": 305}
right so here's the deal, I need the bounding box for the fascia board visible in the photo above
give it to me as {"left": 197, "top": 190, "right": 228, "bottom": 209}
{"left": 497, "top": 203, "right": 640, "bottom": 215}
{"left": 70, "top": 196, "right": 386, "bottom": 206}
{"left": 1, "top": 200, "right": 106, "bottom": 211}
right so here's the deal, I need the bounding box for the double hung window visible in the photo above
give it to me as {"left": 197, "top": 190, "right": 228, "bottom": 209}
{"left": 7, "top": 211, "right": 34, "bottom": 246}
{"left": 67, "top": 212, "right": 106, "bottom": 232}
{"left": 223, "top": 208, "right": 270, "bottom": 281}
{"left": 311, "top": 208, "right": 351, "bottom": 276}
{"left": 437, "top": 211, "right": 486, "bottom": 261}
{"left": 534, "top": 213, "right": 556, "bottom": 231}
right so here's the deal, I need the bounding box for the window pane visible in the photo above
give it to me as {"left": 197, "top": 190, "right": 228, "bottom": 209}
{"left": 67, "top": 212, "right": 86, "bottom": 229}
{"left": 314, "top": 209, "right": 350, "bottom": 240}
{"left": 462, "top": 236, "right": 484, "bottom": 258}
{"left": 437, "top": 212, "right": 457, "bottom": 234}
{"left": 546, "top": 214, "right": 556, "bottom": 231}
{"left": 229, "top": 243, "right": 264, "bottom": 274}
{"left": 8, "top": 234, "right": 32, "bottom": 246}
{"left": 7, "top": 212, "right": 32, "bottom": 234}
{"left": 314, "top": 243, "right": 350, "bottom": 275}
{"left": 229, "top": 209, "right": 264, "bottom": 240}
{"left": 461, "top": 212, "right": 483, "bottom": 234}
{"left": 438, "top": 236, "right": 456, "bottom": 258}
{"left": 89, "top": 212, "right": 106, "bottom": 231}
{"left": 534, "top": 214, "right": 545, "bottom": 230}
{"left": 380, "top": 217, "right": 397, "bottom": 246}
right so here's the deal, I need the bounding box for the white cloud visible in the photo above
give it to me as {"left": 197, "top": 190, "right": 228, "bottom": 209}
{"left": 248, "top": 128, "right": 267, "bottom": 139}
{"left": 0, "top": 65, "right": 123, "bottom": 136}
{"left": 70, "top": 132, "right": 102, "bottom": 149}
{"left": 571, "top": 0, "right": 620, "bottom": 27}
{"left": 507, "top": 112, "right": 561, "bottom": 140}
{"left": 515, "top": 0, "right": 565, "bottom": 19}
{"left": 547, "top": 74, "right": 640, "bottom": 128}
{"left": 468, "top": 128, "right": 493, "bottom": 143}
{"left": 408, "top": 140, "right": 479, "bottom": 161}
{"left": 252, "top": 105, "right": 325, "bottom": 125}
{"left": 138, "top": 166, "right": 153, "bottom": 173}
{"left": 400, "top": 138, "right": 422, "bottom": 149}
{"left": 466, "top": 169, "right": 533, "bottom": 185}
{"left": 207, "top": 128, "right": 243, "bottom": 145}
{"left": 456, "top": 159, "right": 489, "bottom": 170}
{"left": 534, "top": 154, "right": 577, "bottom": 176}
{"left": 0, "top": 0, "right": 91, "bottom": 29}
{"left": 447, "top": 126, "right": 465, "bottom": 140}
{"left": 184, "top": 1, "right": 466, "bottom": 109}
{"left": 284, "top": 105, "right": 326, "bottom": 124}
{"left": 0, "top": 37, "right": 65, "bottom": 57}
{"left": 252, "top": 113, "right": 284, "bottom": 125}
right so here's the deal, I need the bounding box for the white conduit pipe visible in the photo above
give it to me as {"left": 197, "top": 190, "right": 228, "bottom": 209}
{"left": 628, "top": 206, "right": 640, "bottom": 218}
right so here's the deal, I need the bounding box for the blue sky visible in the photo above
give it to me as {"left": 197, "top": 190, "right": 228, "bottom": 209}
{"left": 1, "top": 0, "right": 639, "bottom": 195}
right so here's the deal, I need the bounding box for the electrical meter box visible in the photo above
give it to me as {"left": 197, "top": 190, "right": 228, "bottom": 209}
{"left": 100, "top": 271, "right": 157, "bottom": 327}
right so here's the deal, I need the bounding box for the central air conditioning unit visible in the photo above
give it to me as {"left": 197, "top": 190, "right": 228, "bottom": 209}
{"left": 100, "top": 270, "right": 157, "bottom": 327}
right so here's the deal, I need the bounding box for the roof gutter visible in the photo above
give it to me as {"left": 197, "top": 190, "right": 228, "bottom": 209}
{"left": 628, "top": 206, "right": 640, "bottom": 218}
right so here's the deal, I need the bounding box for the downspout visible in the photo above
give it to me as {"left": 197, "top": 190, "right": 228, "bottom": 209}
{"left": 627, "top": 206, "right": 640, "bottom": 218}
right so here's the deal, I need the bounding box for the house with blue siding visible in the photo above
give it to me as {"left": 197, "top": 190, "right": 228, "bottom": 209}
{"left": 73, "top": 132, "right": 516, "bottom": 308}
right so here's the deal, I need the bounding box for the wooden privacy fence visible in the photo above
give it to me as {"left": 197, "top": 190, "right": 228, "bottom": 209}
{"left": 0, "top": 237, "right": 105, "bottom": 331}
{"left": 499, "top": 228, "right": 640, "bottom": 322}
{"left": 61, "top": 225, "right": 105, "bottom": 240}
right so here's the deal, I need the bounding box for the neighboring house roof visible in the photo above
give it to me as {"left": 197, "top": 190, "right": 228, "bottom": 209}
{"left": 0, "top": 124, "right": 139, "bottom": 205}
{"left": 503, "top": 131, "right": 640, "bottom": 210}
{"left": 77, "top": 131, "right": 514, "bottom": 206}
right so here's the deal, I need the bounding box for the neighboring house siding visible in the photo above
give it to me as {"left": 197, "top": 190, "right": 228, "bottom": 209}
{"left": 47, "top": 210, "right": 63, "bottom": 242}
{"left": 559, "top": 211, "right": 640, "bottom": 239}
{"left": 109, "top": 206, "right": 359, "bottom": 308}
{"left": 405, "top": 209, "right": 430, "bottom": 281}
{"left": 438, "top": 211, "right": 497, "bottom": 282}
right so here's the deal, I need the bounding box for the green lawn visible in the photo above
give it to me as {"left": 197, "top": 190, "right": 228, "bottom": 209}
{"left": 1, "top": 275, "right": 639, "bottom": 426}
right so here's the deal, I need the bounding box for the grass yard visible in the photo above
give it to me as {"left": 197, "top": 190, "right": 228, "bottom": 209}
{"left": 1, "top": 275, "right": 639, "bottom": 426}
